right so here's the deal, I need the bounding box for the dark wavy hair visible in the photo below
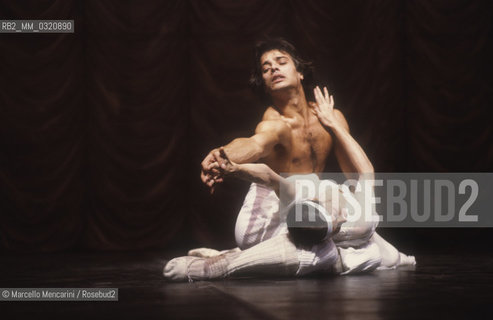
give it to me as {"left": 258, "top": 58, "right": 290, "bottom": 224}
{"left": 249, "top": 38, "right": 315, "bottom": 103}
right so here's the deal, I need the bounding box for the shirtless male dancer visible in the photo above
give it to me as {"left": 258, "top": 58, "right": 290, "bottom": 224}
{"left": 201, "top": 38, "right": 347, "bottom": 194}
{"left": 163, "top": 39, "right": 414, "bottom": 281}
{"left": 200, "top": 39, "right": 370, "bottom": 248}
{"left": 164, "top": 81, "right": 415, "bottom": 280}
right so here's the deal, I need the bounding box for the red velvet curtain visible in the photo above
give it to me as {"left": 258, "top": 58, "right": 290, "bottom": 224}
{"left": 0, "top": 0, "right": 492, "bottom": 252}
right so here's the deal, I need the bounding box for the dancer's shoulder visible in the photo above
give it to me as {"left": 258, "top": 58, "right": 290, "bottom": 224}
{"left": 262, "top": 106, "right": 281, "bottom": 121}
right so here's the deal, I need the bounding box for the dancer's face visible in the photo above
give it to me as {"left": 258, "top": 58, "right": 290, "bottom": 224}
{"left": 260, "top": 50, "right": 303, "bottom": 94}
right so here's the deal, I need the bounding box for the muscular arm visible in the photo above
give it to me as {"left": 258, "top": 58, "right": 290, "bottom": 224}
{"left": 223, "top": 119, "right": 290, "bottom": 163}
{"left": 313, "top": 87, "right": 374, "bottom": 180}
{"left": 201, "top": 119, "right": 290, "bottom": 191}
{"left": 331, "top": 110, "right": 374, "bottom": 177}
{"left": 214, "top": 148, "right": 296, "bottom": 203}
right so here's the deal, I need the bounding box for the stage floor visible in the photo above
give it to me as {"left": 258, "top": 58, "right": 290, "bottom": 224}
{"left": 1, "top": 250, "right": 492, "bottom": 319}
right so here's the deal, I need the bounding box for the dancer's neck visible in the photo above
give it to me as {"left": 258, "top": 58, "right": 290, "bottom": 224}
{"left": 272, "top": 87, "right": 310, "bottom": 120}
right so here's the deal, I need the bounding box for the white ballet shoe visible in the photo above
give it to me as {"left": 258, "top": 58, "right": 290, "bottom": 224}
{"left": 399, "top": 253, "right": 416, "bottom": 266}
{"left": 188, "top": 247, "right": 222, "bottom": 258}
{"left": 163, "top": 256, "right": 204, "bottom": 282}
{"left": 377, "top": 252, "right": 416, "bottom": 270}
{"left": 339, "top": 242, "right": 382, "bottom": 275}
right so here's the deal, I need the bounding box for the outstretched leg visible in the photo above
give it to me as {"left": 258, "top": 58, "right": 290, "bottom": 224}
{"left": 164, "top": 233, "right": 299, "bottom": 282}
{"left": 188, "top": 247, "right": 241, "bottom": 258}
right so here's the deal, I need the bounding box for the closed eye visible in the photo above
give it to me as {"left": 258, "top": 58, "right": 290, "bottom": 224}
{"left": 277, "top": 57, "right": 288, "bottom": 64}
